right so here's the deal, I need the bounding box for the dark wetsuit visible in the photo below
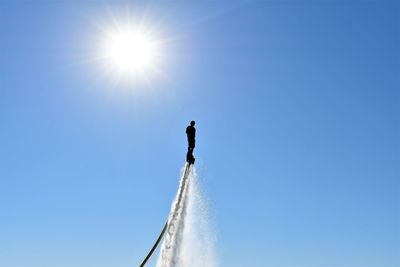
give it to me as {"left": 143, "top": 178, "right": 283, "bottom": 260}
{"left": 186, "top": 124, "right": 196, "bottom": 164}
{"left": 186, "top": 125, "right": 196, "bottom": 149}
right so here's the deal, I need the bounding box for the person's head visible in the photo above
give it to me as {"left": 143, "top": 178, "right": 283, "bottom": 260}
{"left": 190, "top": 120, "right": 195, "bottom": 126}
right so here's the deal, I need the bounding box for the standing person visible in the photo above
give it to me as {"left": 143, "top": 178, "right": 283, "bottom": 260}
{"left": 186, "top": 120, "right": 196, "bottom": 164}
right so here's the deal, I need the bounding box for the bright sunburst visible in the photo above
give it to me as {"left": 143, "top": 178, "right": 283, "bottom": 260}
{"left": 106, "top": 28, "right": 156, "bottom": 74}
{"left": 94, "top": 14, "right": 165, "bottom": 86}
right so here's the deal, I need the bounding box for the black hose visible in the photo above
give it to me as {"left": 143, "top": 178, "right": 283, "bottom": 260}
{"left": 140, "top": 221, "right": 168, "bottom": 267}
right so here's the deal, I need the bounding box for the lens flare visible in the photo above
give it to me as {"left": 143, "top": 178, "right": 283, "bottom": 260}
{"left": 93, "top": 13, "right": 166, "bottom": 87}
{"left": 106, "top": 29, "right": 156, "bottom": 74}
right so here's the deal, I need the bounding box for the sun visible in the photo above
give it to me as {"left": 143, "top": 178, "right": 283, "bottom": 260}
{"left": 96, "top": 18, "right": 163, "bottom": 84}
{"left": 106, "top": 29, "right": 156, "bottom": 74}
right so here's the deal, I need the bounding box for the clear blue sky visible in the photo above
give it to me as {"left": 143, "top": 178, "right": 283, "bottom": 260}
{"left": 0, "top": 1, "right": 399, "bottom": 267}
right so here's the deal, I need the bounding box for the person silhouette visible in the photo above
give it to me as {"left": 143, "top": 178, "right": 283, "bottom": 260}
{"left": 186, "top": 120, "right": 196, "bottom": 164}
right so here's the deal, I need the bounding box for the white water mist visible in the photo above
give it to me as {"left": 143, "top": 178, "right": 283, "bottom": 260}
{"left": 156, "top": 165, "right": 217, "bottom": 267}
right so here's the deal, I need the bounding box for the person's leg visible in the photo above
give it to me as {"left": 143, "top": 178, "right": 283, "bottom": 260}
{"left": 189, "top": 138, "right": 195, "bottom": 149}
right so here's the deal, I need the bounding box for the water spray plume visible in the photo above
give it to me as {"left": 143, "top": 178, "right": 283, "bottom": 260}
{"left": 154, "top": 164, "right": 217, "bottom": 267}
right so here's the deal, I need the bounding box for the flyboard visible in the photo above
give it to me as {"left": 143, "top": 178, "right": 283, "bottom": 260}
{"left": 139, "top": 161, "right": 193, "bottom": 267}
